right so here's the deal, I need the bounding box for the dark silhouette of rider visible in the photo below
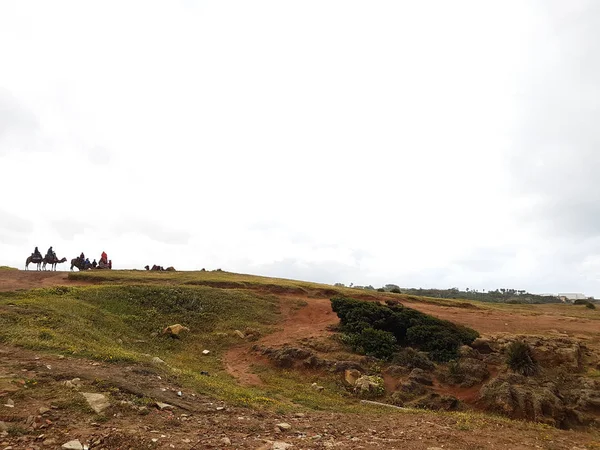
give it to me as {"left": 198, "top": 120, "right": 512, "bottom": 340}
{"left": 47, "top": 247, "right": 55, "bottom": 259}
{"left": 33, "top": 247, "right": 41, "bottom": 258}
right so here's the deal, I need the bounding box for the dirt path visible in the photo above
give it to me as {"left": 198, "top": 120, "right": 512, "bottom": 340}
{"left": 225, "top": 296, "right": 339, "bottom": 385}
{"left": 0, "top": 269, "right": 93, "bottom": 291}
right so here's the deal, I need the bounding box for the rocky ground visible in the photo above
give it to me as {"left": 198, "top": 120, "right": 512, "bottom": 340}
{"left": 1, "top": 270, "right": 600, "bottom": 449}
{"left": 1, "top": 344, "right": 599, "bottom": 450}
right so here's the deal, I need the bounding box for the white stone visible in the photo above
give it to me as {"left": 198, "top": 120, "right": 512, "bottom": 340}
{"left": 202, "top": 350, "right": 210, "bottom": 355}
{"left": 62, "top": 440, "right": 84, "bottom": 450}
{"left": 81, "top": 393, "right": 110, "bottom": 414}
{"left": 276, "top": 423, "right": 292, "bottom": 431}
{"left": 155, "top": 402, "right": 174, "bottom": 410}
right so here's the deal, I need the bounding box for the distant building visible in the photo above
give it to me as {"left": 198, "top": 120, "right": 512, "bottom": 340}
{"left": 557, "top": 293, "right": 588, "bottom": 303}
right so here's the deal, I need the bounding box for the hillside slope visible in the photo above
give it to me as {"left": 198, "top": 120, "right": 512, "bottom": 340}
{"left": 0, "top": 268, "right": 598, "bottom": 449}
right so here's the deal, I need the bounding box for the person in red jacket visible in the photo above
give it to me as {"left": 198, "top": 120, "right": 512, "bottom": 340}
{"left": 100, "top": 251, "right": 107, "bottom": 264}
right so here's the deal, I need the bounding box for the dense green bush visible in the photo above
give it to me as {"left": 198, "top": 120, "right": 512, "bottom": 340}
{"left": 347, "top": 328, "right": 397, "bottom": 360}
{"left": 506, "top": 341, "right": 537, "bottom": 376}
{"left": 330, "top": 297, "right": 479, "bottom": 361}
{"left": 390, "top": 287, "right": 402, "bottom": 294}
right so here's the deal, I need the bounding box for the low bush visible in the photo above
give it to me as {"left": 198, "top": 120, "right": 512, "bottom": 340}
{"left": 330, "top": 297, "right": 479, "bottom": 361}
{"left": 506, "top": 341, "right": 537, "bottom": 376}
{"left": 346, "top": 328, "right": 397, "bottom": 360}
{"left": 586, "top": 302, "right": 596, "bottom": 309}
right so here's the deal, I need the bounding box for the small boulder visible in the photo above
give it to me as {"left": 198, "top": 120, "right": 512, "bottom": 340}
{"left": 344, "top": 369, "right": 362, "bottom": 386}
{"left": 202, "top": 349, "right": 210, "bottom": 355}
{"left": 81, "top": 392, "right": 110, "bottom": 414}
{"left": 234, "top": 330, "right": 245, "bottom": 339}
{"left": 354, "top": 375, "right": 385, "bottom": 398}
{"left": 472, "top": 337, "right": 495, "bottom": 354}
{"left": 62, "top": 440, "right": 84, "bottom": 450}
{"left": 155, "top": 402, "right": 174, "bottom": 410}
{"left": 151, "top": 356, "right": 166, "bottom": 365}
{"left": 162, "top": 324, "right": 189, "bottom": 338}
{"left": 276, "top": 422, "right": 292, "bottom": 431}
{"left": 220, "top": 437, "right": 231, "bottom": 445}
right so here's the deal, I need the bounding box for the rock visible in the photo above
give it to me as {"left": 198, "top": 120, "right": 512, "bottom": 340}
{"left": 311, "top": 383, "right": 324, "bottom": 391}
{"left": 151, "top": 356, "right": 166, "bottom": 365}
{"left": 471, "top": 337, "right": 495, "bottom": 354}
{"left": 202, "top": 350, "right": 210, "bottom": 355}
{"left": 411, "top": 393, "right": 460, "bottom": 411}
{"left": 155, "top": 402, "right": 174, "bottom": 410}
{"left": 63, "top": 378, "right": 83, "bottom": 389}
{"left": 459, "top": 345, "right": 479, "bottom": 359}
{"left": 233, "top": 330, "right": 245, "bottom": 339}
{"left": 162, "top": 324, "right": 189, "bottom": 338}
{"left": 61, "top": 441, "right": 83, "bottom": 450}
{"left": 220, "top": 437, "right": 231, "bottom": 445}
{"left": 260, "top": 346, "right": 314, "bottom": 368}
{"left": 0, "top": 422, "right": 7, "bottom": 432}
{"left": 276, "top": 422, "right": 292, "bottom": 431}
{"left": 38, "top": 407, "right": 50, "bottom": 415}
{"left": 272, "top": 442, "right": 293, "bottom": 450}
{"left": 4, "top": 399, "right": 14, "bottom": 408}
{"left": 42, "top": 438, "right": 57, "bottom": 446}
{"left": 81, "top": 392, "right": 110, "bottom": 414}
{"left": 344, "top": 369, "right": 361, "bottom": 386}
{"left": 480, "top": 374, "right": 567, "bottom": 427}
{"left": 354, "top": 376, "right": 385, "bottom": 398}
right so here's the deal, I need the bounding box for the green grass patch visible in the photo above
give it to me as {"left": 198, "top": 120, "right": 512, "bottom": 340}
{"left": 0, "top": 284, "right": 364, "bottom": 410}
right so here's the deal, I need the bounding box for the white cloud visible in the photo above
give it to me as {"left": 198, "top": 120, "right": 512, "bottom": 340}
{"left": 1, "top": 1, "right": 599, "bottom": 296}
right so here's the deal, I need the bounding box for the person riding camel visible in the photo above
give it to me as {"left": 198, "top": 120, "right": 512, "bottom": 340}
{"left": 101, "top": 251, "right": 107, "bottom": 264}
{"left": 80, "top": 252, "right": 85, "bottom": 263}
{"left": 32, "top": 247, "right": 42, "bottom": 260}
{"left": 92, "top": 259, "right": 97, "bottom": 268}
{"left": 46, "top": 247, "right": 55, "bottom": 261}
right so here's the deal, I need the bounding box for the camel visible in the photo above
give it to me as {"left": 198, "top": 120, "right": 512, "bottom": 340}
{"left": 42, "top": 256, "right": 67, "bottom": 271}
{"left": 70, "top": 257, "right": 91, "bottom": 271}
{"left": 25, "top": 255, "right": 43, "bottom": 271}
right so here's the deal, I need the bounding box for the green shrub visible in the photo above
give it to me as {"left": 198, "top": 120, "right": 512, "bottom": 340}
{"left": 330, "top": 297, "right": 479, "bottom": 361}
{"left": 348, "top": 328, "right": 397, "bottom": 360}
{"left": 390, "top": 288, "right": 402, "bottom": 294}
{"left": 586, "top": 302, "right": 596, "bottom": 309}
{"left": 506, "top": 341, "right": 537, "bottom": 376}
{"left": 376, "top": 288, "right": 385, "bottom": 292}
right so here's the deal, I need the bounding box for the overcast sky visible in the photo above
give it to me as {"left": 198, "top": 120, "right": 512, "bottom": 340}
{"left": 1, "top": 1, "right": 599, "bottom": 296}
